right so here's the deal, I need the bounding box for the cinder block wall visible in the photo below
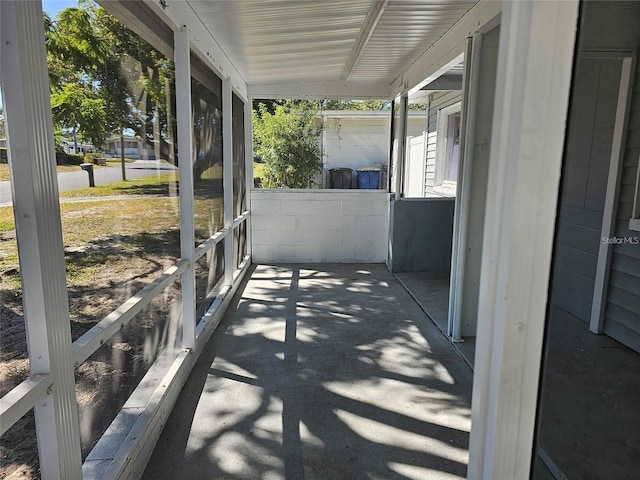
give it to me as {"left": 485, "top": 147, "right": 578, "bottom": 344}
{"left": 251, "top": 189, "right": 389, "bottom": 263}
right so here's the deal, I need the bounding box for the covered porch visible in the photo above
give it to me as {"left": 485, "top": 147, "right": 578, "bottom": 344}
{"left": 1, "top": 1, "right": 616, "bottom": 480}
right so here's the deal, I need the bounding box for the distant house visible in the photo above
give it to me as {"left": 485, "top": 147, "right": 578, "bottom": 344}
{"left": 104, "top": 135, "right": 157, "bottom": 160}
{"left": 61, "top": 139, "right": 95, "bottom": 155}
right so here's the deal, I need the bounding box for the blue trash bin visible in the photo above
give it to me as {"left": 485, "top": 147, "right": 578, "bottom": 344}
{"left": 357, "top": 168, "right": 381, "bottom": 189}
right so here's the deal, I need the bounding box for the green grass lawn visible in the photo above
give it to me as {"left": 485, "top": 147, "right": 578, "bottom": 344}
{"left": 60, "top": 172, "right": 179, "bottom": 198}
{"left": 0, "top": 171, "right": 228, "bottom": 278}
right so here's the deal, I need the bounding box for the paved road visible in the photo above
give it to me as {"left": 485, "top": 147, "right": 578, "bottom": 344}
{"left": 0, "top": 160, "right": 177, "bottom": 205}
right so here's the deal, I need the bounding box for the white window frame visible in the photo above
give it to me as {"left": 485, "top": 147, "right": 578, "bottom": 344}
{"left": 434, "top": 102, "right": 462, "bottom": 196}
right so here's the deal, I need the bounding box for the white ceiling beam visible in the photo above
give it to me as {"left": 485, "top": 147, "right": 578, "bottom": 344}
{"left": 342, "top": 0, "right": 389, "bottom": 82}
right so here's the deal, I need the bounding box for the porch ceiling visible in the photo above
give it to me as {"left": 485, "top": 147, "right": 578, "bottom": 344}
{"left": 181, "top": 0, "right": 478, "bottom": 96}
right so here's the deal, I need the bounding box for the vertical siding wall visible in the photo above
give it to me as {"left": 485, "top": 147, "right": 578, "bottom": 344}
{"left": 605, "top": 24, "right": 640, "bottom": 351}
{"left": 552, "top": 1, "right": 640, "bottom": 351}
{"left": 251, "top": 190, "right": 389, "bottom": 263}
{"left": 552, "top": 56, "right": 619, "bottom": 322}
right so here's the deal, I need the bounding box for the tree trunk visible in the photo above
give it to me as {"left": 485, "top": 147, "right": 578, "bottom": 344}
{"left": 120, "top": 132, "right": 127, "bottom": 181}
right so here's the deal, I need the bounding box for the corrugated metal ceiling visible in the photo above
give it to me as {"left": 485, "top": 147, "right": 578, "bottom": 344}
{"left": 185, "top": 0, "right": 477, "bottom": 90}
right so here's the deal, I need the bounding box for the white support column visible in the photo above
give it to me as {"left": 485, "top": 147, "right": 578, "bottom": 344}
{"left": 174, "top": 27, "right": 196, "bottom": 350}
{"left": 244, "top": 99, "right": 254, "bottom": 257}
{"left": 394, "top": 93, "right": 408, "bottom": 200}
{"left": 1, "top": 1, "right": 82, "bottom": 478}
{"left": 467, "top": 1, "right": 579, "bottom": 479}
{"left": 223, "top": 76, "right": 234, "bottom": 284}
{"left": 449, "top": 35, "right": 477, "bottom": 341}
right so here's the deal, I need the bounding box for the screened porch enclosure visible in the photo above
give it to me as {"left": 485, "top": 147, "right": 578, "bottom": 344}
{"left": 0, "top": 1, "right": 586, "bottom": 479}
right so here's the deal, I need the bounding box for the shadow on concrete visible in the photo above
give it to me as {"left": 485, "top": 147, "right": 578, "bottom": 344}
{"left": 143, "top": 264, "right": 473, "bottom": 480}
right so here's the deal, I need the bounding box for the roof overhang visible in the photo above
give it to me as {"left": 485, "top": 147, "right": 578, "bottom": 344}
{"left": 105, "top": 0, "right": 501, "bottom": 100}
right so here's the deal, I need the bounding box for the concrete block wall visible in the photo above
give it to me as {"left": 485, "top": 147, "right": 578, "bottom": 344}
{"left": 251, "top": 189, "right": 389, "bottom": 263}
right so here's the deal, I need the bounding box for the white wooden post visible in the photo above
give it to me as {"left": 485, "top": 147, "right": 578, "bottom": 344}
{"left": 223, "top": 76, "right": 234, "bottom": 283}
{"left": 449, "top": 35, "right": 477, "bottom": 341}
{"left": 1, "top": 1, "right": 82, "bottom": 477}
{"left": 394, "top": 93, "right": 408, "bottom": 200}
{"left": 467, "top": 1, "right": 579, "bottom": 479}
{"left": 175, "top": 27, "right": 197, "bottom": 350}
{"left": 244, "top": 99, "right": 254, "bottom": 258}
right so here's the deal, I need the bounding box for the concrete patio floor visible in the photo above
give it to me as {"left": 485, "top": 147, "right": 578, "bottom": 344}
{"left": 143, "top": 264, "right": 473, "bottom": 480}
{"left": 394, "top": 272, "right": 475, "bottom": 367}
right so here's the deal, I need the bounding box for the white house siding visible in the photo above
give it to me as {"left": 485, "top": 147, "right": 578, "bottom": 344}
{"left": 321, "top": 112, "right": 426, "bottom": 190}
{"left": 425, "top": 91, "right": 462, "bottom": 192}
{"left": 251, "top": 189, "right": 389, "bottom": 263}
{"left": 323, "top": 117, "right": 389, "bottom": 173}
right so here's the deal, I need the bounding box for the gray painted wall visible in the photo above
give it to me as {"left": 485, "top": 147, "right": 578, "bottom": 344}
{"left": 389, "top": 198, "right": 455, "bottom": 273}
{"left": 551, "top": 1, "right": 640, "bottom": 352}
{"left": 594, "top": 3, "right": 640, "bottom": 352}
{"left": 551, "top": 56, "right": 622, "bottom": 322}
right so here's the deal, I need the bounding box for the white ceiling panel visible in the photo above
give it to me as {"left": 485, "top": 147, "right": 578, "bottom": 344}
{"left": 349, "top": 0, "right": 477, "bottom": 84}
{"left": 182, "top": 0, "right": 479, "bottom": 96}
{"left": 187, "top": 0, "right": 372, "bottom": 84}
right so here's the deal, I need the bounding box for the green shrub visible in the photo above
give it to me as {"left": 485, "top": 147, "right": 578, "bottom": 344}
{"left": 253, "top": 101, "right": 323, "bottom": 189}
{"left": 56, "top": 152, "right": 84, "bottom": 165}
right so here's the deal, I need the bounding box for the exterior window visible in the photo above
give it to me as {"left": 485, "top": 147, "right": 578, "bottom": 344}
{"left": 435, "top": 102, "right": 461, "bottom": 196}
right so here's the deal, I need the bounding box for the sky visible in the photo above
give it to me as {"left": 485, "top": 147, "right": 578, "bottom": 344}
{"left": 42, "top": 0, "right": 79, "bottom": 18}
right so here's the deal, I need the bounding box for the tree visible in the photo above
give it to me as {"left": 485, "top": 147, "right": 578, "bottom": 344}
{"left": 46, "top": 7, "right": 110, "bottom": 150}
{"left": 253, "top": 102, "right": 323, "bottom": 188}
{"left": 44, "top": 2, "right": 177, "bottom": 165}
{"left": 252, "top": 98, "right": 392, "bottom": 115}
{"left": 51, "top": 82, "right": 107, "bottom": 150}
{"left": 91, "top": 5, "right": 177, "bottom": 164}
